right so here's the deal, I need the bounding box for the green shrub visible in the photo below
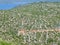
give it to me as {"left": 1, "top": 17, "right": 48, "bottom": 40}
{"left": 0, "top": 38, "right": 11, "bottom": 45}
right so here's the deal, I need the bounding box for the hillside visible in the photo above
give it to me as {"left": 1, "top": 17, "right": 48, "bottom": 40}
{"left": 0, "top": 2, "right": 60, "bottom": 45}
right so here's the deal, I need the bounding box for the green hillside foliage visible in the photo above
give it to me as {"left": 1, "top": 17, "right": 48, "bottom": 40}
{"left": 0, "top": 2, "right": 60, "bottom": 45}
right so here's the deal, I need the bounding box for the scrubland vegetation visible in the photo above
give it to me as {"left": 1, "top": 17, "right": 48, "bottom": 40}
{"left": 0, "top": 2, "right": 60, "bottom": 45}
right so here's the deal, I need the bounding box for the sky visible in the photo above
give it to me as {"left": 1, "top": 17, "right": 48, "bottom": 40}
{"left": 0, "top": 0, "right": 59, "bottom": 10}
{"left": 0, "top": 0, "right": 59, "bottom": 4}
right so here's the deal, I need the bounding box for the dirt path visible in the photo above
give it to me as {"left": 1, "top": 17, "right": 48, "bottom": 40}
{"left": 18, "top": 29, "right": 60, "bottom": 36}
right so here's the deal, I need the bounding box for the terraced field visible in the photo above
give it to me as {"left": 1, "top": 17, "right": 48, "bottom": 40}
{"left": 0, "top": 2, "right": 60, "bottom": 45}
